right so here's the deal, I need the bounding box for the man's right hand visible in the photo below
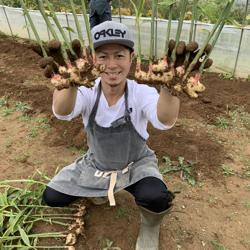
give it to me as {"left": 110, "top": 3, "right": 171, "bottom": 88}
{"left": 31, "top": 40, "right": 105, "bottom": 90}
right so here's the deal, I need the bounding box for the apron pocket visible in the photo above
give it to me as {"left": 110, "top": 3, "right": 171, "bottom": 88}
{"left": 77, "top": 164, "right": 110, "bottom": 190}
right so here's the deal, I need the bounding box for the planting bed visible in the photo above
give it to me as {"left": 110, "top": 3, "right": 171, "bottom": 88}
{"left": 0, "top": 34, "right": 250, "bottom": 250}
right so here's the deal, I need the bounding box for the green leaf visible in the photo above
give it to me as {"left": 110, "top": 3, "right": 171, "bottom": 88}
{"left": 0, "top": 212, "right": 4, "bottom": 232}
{"left": 63, "top": 26, "right": 76, "bottom": 33}
{"left": 0, "top": 192, "right": 8, "bottom": 206}
{"left": 18, "top": 226, "right": 31, "bottom": 246}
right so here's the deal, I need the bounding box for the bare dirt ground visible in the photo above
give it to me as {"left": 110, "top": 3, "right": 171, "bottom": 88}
{"left": 0, "top": 34, "right": 250, "bottom": 250}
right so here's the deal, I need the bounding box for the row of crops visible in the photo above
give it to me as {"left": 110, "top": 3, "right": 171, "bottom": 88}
{"left": 1, "top": 0, "right": 250, "bottom": 25}
{"left": 17, "top": 0, "right": 237, "bottom": 98}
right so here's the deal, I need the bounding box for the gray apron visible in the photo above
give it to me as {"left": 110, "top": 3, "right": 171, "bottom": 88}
{"left": 48, "top": 82, "right": 163, "bottom": 206}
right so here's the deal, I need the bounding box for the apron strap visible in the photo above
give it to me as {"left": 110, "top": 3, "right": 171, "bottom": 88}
{"left": 89, "top": 81, "right": 131, "bottom": 125}
{"left": 124, "top": 83, "right": 131, "bottom": 120}
{"left": 94, "top": 162, "right": 133, "bottom": 206}
{"left": 89, "top": 82, "right": 102, "bottom": 124}
{"left": 108, "top": 172, "right": 117, "bottom": 206}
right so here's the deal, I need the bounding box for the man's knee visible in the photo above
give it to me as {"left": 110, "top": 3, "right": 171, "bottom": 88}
{"left": 42, "top": 186, "right": 60, "bottom": 207}
{"left": 42, "top": 186, "right": 79, "bottom": 207}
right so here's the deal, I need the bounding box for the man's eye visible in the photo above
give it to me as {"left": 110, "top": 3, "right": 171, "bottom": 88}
{"left": 117, "top": 54, "right": 125, "bottom": 58}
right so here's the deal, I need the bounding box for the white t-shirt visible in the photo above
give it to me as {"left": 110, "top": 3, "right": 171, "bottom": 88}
{"left": 53, "top": 78, "right": 173, "bottom": 139}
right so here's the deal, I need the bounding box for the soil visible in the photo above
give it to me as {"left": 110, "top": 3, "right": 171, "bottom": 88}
{"left": 0, "top": 34, "right": 250, "bottom": 250}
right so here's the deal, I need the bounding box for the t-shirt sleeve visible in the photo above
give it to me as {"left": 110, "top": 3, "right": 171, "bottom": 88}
{"left": 137, "top": 84, "right": 174, "bottom": 130}
{"left": 52, "top": 87, "right": 90, "bottom": 121}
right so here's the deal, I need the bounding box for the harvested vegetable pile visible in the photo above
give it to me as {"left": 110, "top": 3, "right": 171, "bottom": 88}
{"left": 0, "top": 172, "right": 86, "bottom": 249}
{"left": 133, "top": 0, "right": 235, "bottom": 98}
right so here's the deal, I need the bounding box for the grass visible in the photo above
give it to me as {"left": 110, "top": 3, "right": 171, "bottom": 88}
{"left": 0, "top": 172, "right": 85, "bottom": 249}
{"left": 221, "top": 164, "right": 235, "bottom": 176}
{"left": 242, "top": 201, "right": 250, "bottom": 209}
{"left": 102, "top": 238, "right": 121, "bottom": 250}
{"left": 214, "top": 105, "right": 250, "bottom": 130}
{"left": 1, "top": 107, "right": 15, "bottom": 116}
{"left": 0, "top": 98, "right": 32, "bottom": 117}
{"left": 219, "top": 72, "right": 234, "bottom": 80}
{"left": 214, "top": 116, "right": 230, "bottom": 129}
{"left": 26, "top": 117, "right": 50, "bottom": 139}
{"left": 14, "top": 153, "right": 30, "bottom": 163}
{"left": 115, "top": 207, "right": 130, "bottom": 219}
{"left": 0, "top": 96, "right": 9, "bottom": 107}
{"left": 160, "top": 156, "right": 196, "bottom": 186}
{"left": 211, "top": 239, "right": 229, "bottom": 250}
{"left": 15, "top": 101, "right": 32, "bottom": 112}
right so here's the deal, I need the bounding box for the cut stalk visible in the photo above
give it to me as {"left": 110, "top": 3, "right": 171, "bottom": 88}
{"left": 69, "top": 0, "right": 85, "bottom": 48}
{"left": 183, "top": 0, "right": 235, "bottom": 80}
{"left": 20, "top": 0, "right": 47, "bottom": 57}
{"left": 199, "top": 20, "right": 226, "bottom": 73}
{"left": 44, "top": 0, "right": 77, "bottom": 58}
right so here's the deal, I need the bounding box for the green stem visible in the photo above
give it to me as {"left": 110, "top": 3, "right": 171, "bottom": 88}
{"left": 24, "top": 218, "right": 70, "bottom": 226}
{"left": 44, "top": 0, "right": 77, "bottom": 59}
{"left": 69, "top": 0, "right": 85, "bottom": 48}
{"left": 150, "top": 0, "right": 157, "bottom": 63}
{"left": 0, "top": 179, "right": 46, "bottom": 185}
{"left": 0, "top": 204, "right": 75, "bottom": 210}
{"left": 80, "top": 0, "right": 94, "bottom": 54}
{"left": 2, "top": 232, "right": 66, "bottom": 241}
{"left": 171, "top": 0, "right": 188, "bottom": 64}
{"left": 35, "top": 0, "right": 70, "bottom": 61}
{"left": 165, "top": 4, "right": 173, "bottom": 54}
{"left": 20, "top": 0, "right": 47, "bottom": 57}
{"left": 129, "top": 0, "right": 145, "bottom": 68}
{"left": 183, "top": 0, "right": 235, "bottom": 80}
{"left": 184, "top": 0, "right": 198, "bottom": 66}
{"left": 189, "top": 0, "right": 198, "bottom": 43}
{"left": 37, "top": 0, "right": 58, "bottom": 40}
{"left": 199, "top": 20, "right": 225, "bottom": 73}
{"left": 1, "top": 246, "right": 69, "bottom": 249}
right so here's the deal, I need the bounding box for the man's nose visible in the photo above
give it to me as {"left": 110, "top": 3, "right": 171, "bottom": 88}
{"left": 106, "top": 57, "right": 117, "bottom": 68}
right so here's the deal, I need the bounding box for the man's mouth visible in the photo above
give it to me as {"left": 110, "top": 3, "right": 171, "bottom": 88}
{"left": 104, "top": 72, "right": 121, "bottom": 76}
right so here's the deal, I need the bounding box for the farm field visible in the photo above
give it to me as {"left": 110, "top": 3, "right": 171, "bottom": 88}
{"left": 0, "top": 33, "right": 250, "bottom": 250}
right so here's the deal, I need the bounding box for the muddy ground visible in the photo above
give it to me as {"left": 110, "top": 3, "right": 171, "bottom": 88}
{"left": 0, "top": 34, "right": 250, "bottom": 250}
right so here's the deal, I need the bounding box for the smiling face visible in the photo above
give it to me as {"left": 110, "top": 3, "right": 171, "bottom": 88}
{"left": 94, "top": 44, "right": 134, "bottom": 90}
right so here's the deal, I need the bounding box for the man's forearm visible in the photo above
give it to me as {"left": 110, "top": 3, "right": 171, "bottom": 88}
{"left": 157, "top": 87, "right": 180, "bottom": 126}
{"left": 53, "top": 86, "right": 78, "bottom": 116}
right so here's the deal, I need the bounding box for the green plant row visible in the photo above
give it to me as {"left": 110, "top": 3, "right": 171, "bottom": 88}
{"left": 1, "top": 0, "right": 249, "bottom": 25}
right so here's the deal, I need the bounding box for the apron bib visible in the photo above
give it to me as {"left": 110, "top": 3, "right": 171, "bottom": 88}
{"left": 48, "top": 82, "right": 163, "bottom": 205}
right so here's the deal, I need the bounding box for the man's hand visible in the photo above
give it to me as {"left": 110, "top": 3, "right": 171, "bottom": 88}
{"left": 31, "top": 39, "right": 105, "bottom": 90}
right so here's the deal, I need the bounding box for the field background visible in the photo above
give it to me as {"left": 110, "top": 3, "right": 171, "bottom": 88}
{"left": 0, "top": 33, "right": 250, "bottom": 249}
